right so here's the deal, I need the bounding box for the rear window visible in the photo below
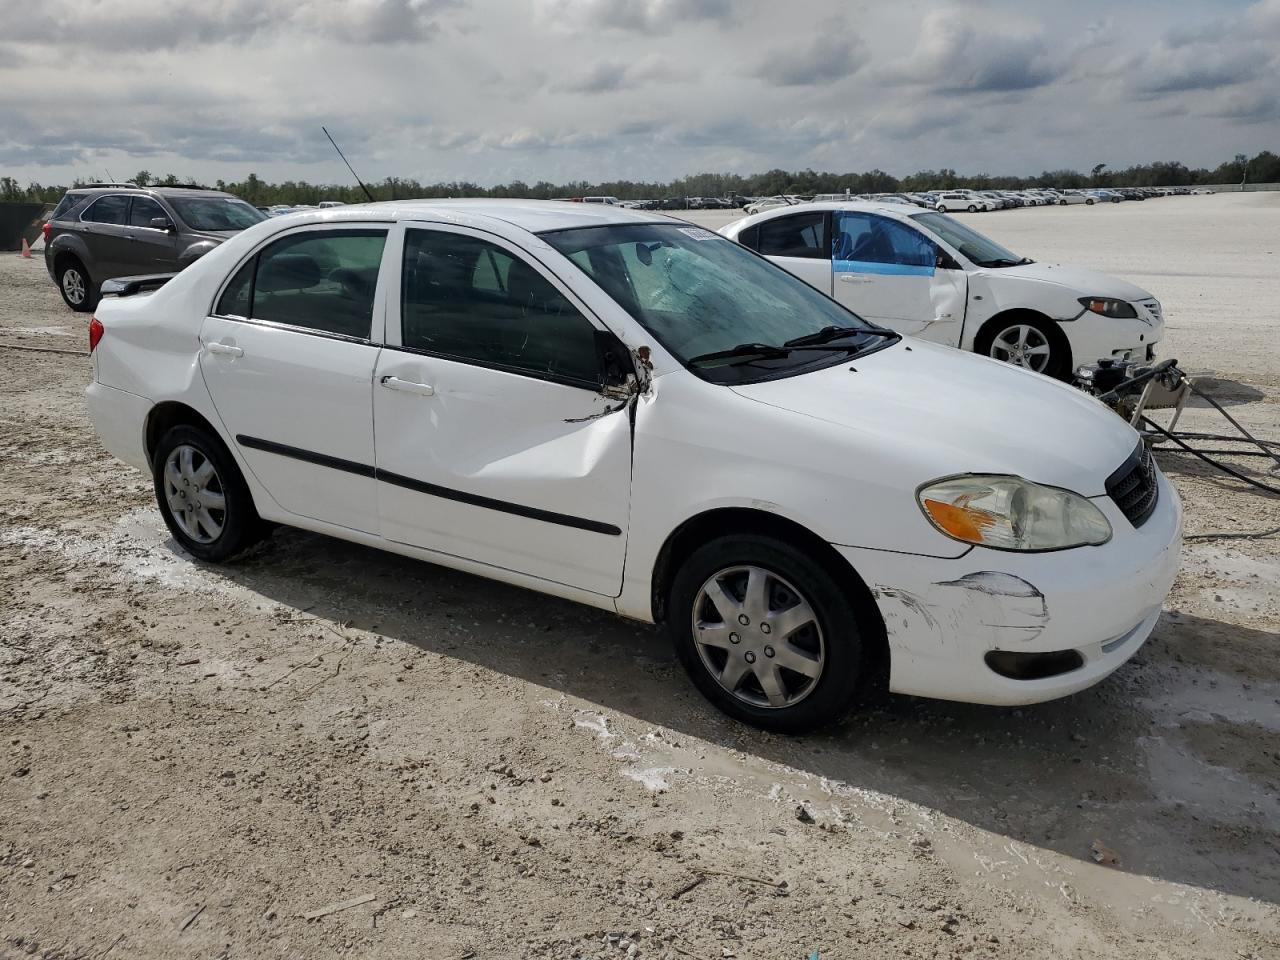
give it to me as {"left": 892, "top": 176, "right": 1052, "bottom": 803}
{"left": 169, "top": 197, "right": 266, "bottom": 232}
{"left": 51, "top": 193, "right": 86, "bottom": 220}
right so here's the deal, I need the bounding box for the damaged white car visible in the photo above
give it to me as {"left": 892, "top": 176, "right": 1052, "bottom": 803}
{"left": 721, "top": 201, "right": 1163, "bottom": 380}
{"left": 85, "top": 201, "right": 1181, "bottom": 732}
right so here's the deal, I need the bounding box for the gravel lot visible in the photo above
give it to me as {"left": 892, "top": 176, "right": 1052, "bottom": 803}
{"left": 1, "top": 194, "right": 1277, "bottom": 960}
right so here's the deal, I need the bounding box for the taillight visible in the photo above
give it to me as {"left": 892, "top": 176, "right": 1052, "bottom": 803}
{"left": 42, "top": 222, "right": 51, "bottom": 241}
{"left": 89, "top": 317, "right": 104, "bottom": 353}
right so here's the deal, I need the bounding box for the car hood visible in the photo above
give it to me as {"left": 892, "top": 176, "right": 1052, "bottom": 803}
{"left": 989, "top": 261, "right": 1151, "bottom": 301}
{"left": 729, "top": 339, "right": 1139, "bottom": 497}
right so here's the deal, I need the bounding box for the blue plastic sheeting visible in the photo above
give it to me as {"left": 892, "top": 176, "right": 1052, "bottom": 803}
{"left": 832, "top": 260, "right": 935, "bottom": 276}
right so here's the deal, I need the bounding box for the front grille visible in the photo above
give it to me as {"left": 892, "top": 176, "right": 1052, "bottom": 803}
{"left": 1106, "top": 442, "right": 1159, "bottom": 528}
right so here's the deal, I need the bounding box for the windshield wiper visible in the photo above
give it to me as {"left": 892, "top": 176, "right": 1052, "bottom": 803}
{"left": 784, "top": 325, "right": 895, "bottom": 347}
{"left": 974, "top": 257, "right": 1033, "bottom": 268}
{"left": 687, "top": 342, "right": 792, "bottom": 366}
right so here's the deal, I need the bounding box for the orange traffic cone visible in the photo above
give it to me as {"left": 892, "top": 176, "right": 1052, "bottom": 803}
{"left": 20, "top": 237, "right": 32, "bottom": 258}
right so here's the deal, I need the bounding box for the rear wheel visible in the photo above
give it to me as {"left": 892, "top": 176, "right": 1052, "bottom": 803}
{"left": 57, "top": 258, "right": 95, "bottom": 312}
{"left": 1086, "top": 198, "right": 1095, "bottom": 205}
{"left": 668, "top": 535, "right": 872, "bottom": 733}
{"left": 152, "top": 424, "right": 265, "bottom": 562}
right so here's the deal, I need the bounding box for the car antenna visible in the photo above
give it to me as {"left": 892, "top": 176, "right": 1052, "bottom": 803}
{"left": 322, "top": 125, "right": 376, "bottom": 203}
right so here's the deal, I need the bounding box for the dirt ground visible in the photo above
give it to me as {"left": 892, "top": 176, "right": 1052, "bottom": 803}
{"left": 1, "top": 194, "right": 1278, "bottom": 960}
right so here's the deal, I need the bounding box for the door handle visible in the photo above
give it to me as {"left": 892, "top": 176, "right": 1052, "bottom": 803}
{"left": 206, "top": 342, "right": 243, "bottom": 358}
{"left": 839, "top": 274, "right": 872, "bottom": 283}
{"left": 380, "top": 375, "right": 435, "bottom": 397}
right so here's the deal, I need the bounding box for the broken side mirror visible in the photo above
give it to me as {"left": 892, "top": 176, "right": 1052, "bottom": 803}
{"left": 595, "top": 328, "right": 649, "bottom": 401}
{"left": 935, "top": 250, "right": 960, "bottom": 270}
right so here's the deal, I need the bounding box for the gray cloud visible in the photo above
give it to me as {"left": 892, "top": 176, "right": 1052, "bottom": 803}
{"left": 753, "top": 25, "right": 865, "bottom": 87}
{"left": 537, "top": 0, "right": 731, "bottom": 34}
{"left": 7, "top": 0, "right": 460, "bottom": 49}
{"left": 886, "top": 10, "right": 1065, "bottom": 93}
{"left": 551, "top": 55, "right": 694, "bottom": 93}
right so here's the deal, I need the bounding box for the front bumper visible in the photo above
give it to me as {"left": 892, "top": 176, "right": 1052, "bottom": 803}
{"left": 1064, "top": 307, "right": 1163, "bottom": 368}
{"left": 838, "top": 467, "right": 1182, "bottom": 705}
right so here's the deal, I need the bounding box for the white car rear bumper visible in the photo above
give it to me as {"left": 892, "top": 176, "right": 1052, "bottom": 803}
{"left": 86, "top": 381, "right": 153, "bottom": 473}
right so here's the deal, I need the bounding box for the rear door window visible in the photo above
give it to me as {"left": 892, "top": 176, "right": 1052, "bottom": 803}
{"left": 756, "top": 212, "right": 828, "bottom": 260}
{"left": 213, "top": 229, "right": 387, "bottom": 339}
{"left": 82, "top": 195, "right": 130, "bottom": 225}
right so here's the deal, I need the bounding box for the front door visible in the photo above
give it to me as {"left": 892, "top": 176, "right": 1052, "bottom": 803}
{"left": 374, "top": 224, "right": 632, "bottom": 597}
{"left": 125, "top": 196, "right": 181, "bottom": 273}
{"left": 831, "top": 211, "right": 967, "bottom": 345}
{"left": 199, "top": 225, "right": 391, "bottom": 533}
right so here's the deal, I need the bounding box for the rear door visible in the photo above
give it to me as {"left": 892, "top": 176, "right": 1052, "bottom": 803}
{"left": 123, "top": 195, "right": 180, "bottom": 273}
{"left": 373, "top": 223, "right": 632, "bottom": 596}
{"left": 78, "top": 194, "right": 133, "bottom": 278}
{"left": 746, "top": 211, "right": 832, "bottom": 294}
{"left": 199, "top": 224, "right": 391, "bottom": 533}
{"left": 831, "top": 211, "right": 966, "bottom": 344}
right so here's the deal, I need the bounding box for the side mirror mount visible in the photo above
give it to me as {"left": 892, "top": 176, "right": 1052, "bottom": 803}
{"left": 150, "top": 217, "right": 175, "bottom": 233}
{"left": 935, "top": 250, "right": 961, "bottom": 270}
{"left": 595, "top": 329, "right": 650, "bottom": 400}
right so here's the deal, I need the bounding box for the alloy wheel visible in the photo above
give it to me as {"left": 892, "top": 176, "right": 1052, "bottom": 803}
{"left": 62, "top": 268, "right": 85, "bottom": 305}
{"left": 990, "top": 324, "right": 1052, "bottom": 373}
{"left": 163, "top": 444, "right": 227, "bottom": 544}
{"left": 692, "top": 565, "right": 825, "bottom": 709}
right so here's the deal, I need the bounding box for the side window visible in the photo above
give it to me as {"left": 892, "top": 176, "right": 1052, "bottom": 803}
{"left": 129, "top": 196, "right": 168, "bottom": 228}
{"left": 50, "top": 193, "right": 86, "bottom": 220}
{"left": 214, "top": 229, "right": 386, "bottom": 337}
{"left": 216, "top": 259, "right": 254, "bottom": 318}
{"left": 401, "top": 229, "right": 601, "bottom": 387}
{"left": 834, "top": 212, "right": 936, "bottom": 270}
{"left": 756, "top": 212, "right": 827, "bottom": 260}
{"left": 82, "top": 195, "right": 130, "bottom": 225}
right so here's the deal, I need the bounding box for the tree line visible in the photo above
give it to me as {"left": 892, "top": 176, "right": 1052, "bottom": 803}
{"left": 3, "top": 150, "right": 1277, "bottom": 206}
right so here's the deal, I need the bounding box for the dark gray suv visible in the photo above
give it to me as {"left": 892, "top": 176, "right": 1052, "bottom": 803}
{"left": 44, "top": 185, "right": 266, "bottom": 311}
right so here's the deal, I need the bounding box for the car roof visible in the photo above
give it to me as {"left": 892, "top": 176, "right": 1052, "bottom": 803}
{"left": 71, "top": 186, "right": 240, "bottom": 199}
{"left": 729, "top": 200, "right": 925, "bottom": 229}
{"left": 263, "top": 198, "right": 681, "bottom": 234}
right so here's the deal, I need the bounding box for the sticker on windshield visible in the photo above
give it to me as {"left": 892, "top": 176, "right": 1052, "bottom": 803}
{"left": 678, "top": 227, "right": 718, "bottom": 241}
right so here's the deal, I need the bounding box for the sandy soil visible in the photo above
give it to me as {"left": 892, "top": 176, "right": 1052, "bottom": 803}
{"left": 1, "top": 195, "right": 1278, "bottom": 960}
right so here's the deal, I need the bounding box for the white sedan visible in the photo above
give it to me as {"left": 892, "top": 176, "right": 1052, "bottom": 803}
{"left": 719, "top": 201, "right": 1163, "bottom": 380}
{"left": 85, "top": 200, "right": 1180, "bottom": 731}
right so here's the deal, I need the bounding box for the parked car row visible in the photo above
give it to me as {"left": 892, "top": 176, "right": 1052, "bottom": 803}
{"left": 83, "top": 199, "right": 1181, "bottom": 731}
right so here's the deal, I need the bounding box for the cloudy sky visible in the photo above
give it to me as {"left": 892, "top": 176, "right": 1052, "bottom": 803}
{"left": 1, "top": 0, "right": 1278, "bottom": 187}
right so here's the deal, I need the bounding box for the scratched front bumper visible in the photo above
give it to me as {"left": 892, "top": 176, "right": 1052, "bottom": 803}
{"left": 836, "top": 468, "right": 1182, "bottom": 706}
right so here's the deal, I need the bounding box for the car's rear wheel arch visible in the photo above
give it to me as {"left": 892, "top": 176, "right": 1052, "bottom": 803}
{"left": 651, "top": 508, "right": 888, "bottom": 681}
{"left": 145, "top": 402, "right": 223, "bottom": 464}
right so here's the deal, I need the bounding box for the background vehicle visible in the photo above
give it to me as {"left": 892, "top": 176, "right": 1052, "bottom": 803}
{"left": 1057, "top": 191, "right": 1090, "bottom": 205}
{"left": 582, "top": 196, "right": 622, "bottom": 205}
{"left": 721, "top": 200, "right": 1163, "bottom": 380}
{"left": 744, "top": 195, "right": 798, "bottom": 214}
{"left": 934, "top": 191, "right": 984, "bottom": 213}
{"left": 43, "top": 185, "right": 265, "bottom": 311}
{"left": 84, "top": 200, "right": 1179, "bottom": 732}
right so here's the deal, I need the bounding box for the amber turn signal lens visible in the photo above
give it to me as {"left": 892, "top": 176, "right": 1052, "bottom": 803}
{"left": 921, "top": 498, "right": 998, "bottom": 543}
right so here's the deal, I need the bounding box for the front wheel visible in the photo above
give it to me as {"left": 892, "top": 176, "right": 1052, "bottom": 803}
{"left": 152, "top": 424, "right": 265, "bottom": 562}
{"left": 1086, "top": 198, "right": 1095, "bottom": 205}
{"left": 668, "top": 535, "right": 873, "bottom": 733}
{"left": 977, "top": 317, "right": 1070, "bottom": 380}
{"left": 967, "top": 204, "right": 978, "bottom": 212}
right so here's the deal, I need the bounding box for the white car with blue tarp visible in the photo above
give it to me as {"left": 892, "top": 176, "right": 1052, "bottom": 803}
{"left": 720, "top": 201, "right": 1163, "bottom": 380}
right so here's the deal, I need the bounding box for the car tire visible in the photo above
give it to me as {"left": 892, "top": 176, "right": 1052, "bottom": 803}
{"left": 667, "top": 534, "right": 874, "bottom": 733}
{"left": 57, "top": 258, "right": 96, "bottom": 313}
{"left": 152, "top": 424, "right": 265, "bottom": 563}
{"left": 976, "top": 315, "right": 1071, "bottom": 380}
{"left": 1059, "top": 199, "right": 1067, "bottom": 206}
{"left": 1086, "top": 198, "right": 1095, "bottom": 205}
{"left": 966, "top": 204, "right": 977, "bottom": 212}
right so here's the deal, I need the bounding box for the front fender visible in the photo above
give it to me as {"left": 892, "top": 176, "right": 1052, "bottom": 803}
{"left": 960, "top": 277, "right": 1082, "bottom": 351}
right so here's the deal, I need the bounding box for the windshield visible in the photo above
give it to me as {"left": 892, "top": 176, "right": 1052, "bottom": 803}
{"left": 542, "top": 223, "right": 891, "bottom": 383}
{"left": 909, "top": 211, "right": 1029, "bottom": 268}
{"left": 169, "top": 196, "right": 266, "bottom": 232}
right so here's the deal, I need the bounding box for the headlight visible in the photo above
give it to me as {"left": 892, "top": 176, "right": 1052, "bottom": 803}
{"left": 918, "top": 475, "right": 1112, "bottom": 551}
{"left": 1079, "top": 297, "right": 1138, "bottom": 319}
